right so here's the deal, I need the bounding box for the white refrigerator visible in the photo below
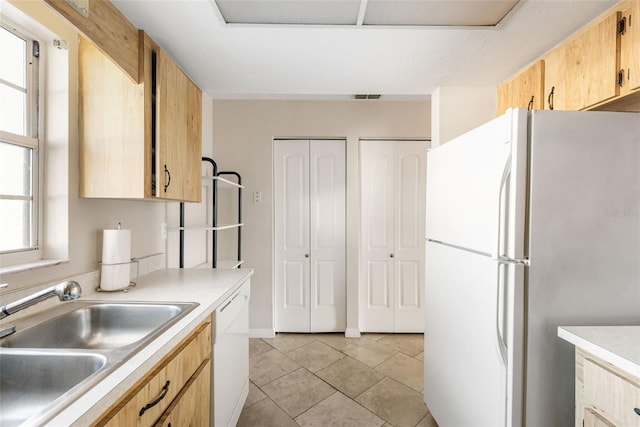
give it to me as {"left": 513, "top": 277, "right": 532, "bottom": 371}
{"left": 424, "top": 109, "right": 640, "bottom": 427}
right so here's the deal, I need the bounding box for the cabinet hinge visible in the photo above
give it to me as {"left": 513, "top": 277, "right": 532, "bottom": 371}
{"left": 619, "top": 16, "right": 627, "bottom": 35}
{"left": 617, "top": 69, "right": 625, "bottom": 87}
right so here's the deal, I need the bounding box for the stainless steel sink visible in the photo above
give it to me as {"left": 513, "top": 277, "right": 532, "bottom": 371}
{"left": 0, "top": 350, "right": 107, "bottom": 427}
{"left": 1, "top": 302, "right": 195, "bottom": 350}
{"left": 0, "top": 300, "right": 198, "bottom": 426}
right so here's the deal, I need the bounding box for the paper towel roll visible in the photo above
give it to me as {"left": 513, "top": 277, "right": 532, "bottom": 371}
{"left": 100, "top": 264, "right": 130, "bottom": 291}
{"left": 101, "top": 229, "right": 131, "bottom": 264}
{"left": 100, "top": 228, "right": 131, "bottom": 291}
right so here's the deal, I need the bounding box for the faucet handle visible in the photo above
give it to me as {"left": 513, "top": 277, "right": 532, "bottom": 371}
{"left": 57, "top": 281, "right": 82, "bottom": 301}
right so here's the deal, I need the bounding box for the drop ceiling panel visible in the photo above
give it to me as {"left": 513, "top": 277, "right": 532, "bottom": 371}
{"left": 214, "top": 0, "right": 361, "bottom": 25}
{"left": 363, "top": 0, "right": 520, "bottom": 27}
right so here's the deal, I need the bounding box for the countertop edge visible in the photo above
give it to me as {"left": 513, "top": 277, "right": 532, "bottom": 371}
{"left": 558, "top": 326, "right": 640, "bottom": 380}
{"left": 40, "top": 268, "right": 254, "bottom": 427}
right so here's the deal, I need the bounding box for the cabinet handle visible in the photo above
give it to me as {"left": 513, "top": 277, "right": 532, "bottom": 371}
{"left": 304, "top": 254, "right": 310, "bottom": 258}
{"left": 139, "top": 380, "right": 170, "bottom": 416}
{"left": 635, "top": 407, "right": 640, "bottom": 416}
{"left": 527, "top": 96, "right": 534, "bottom": 111}
{"left": 163, "top": 165, "right": 171, "bottom": 193}
{"left": 617, "top": 69, "right": 625, "bottom": 87}
{"left": 547, "top": 86, "right": 555, "bottom": 110}
{"left": 390, "top": 253, "right": 394, "bottom": 258}
{"left": 619, "top": 16, "right": 627, "bottom": 35}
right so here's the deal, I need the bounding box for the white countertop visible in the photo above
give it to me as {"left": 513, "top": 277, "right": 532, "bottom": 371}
{"left": 558, "top": 326, "right": 640, "bottom": 379}
{"left": 29, "top": 267, "right": 253, "bottom": 427}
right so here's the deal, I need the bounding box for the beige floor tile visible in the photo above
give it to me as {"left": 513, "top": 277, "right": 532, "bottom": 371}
{"left": 316, "top": 356, "right": 385, "bottom": 398}
{"left": 362, "top": 333, "right": 389, "bottom": 341}
{"left": 263, "top": 333, "right": 315, "bottom": 352}
{"left": 249, "top": 349, "right": 301, "bottom": 386}
{"left": 314, "top": 333, "right": 357, "bottom": 350}
{"left": 244, "top": 381, "right": 267, "bottom": 408}
{"left": 295, "top": 391, "right": 386, "bottom": 426}
{"left": 250, "top": 338, "right": 274, "bottom": 358}
{"left": 415, "top": 351, "right": 425, "bottom": 361}
{"left": 378, "top": 334, "right": 424, "bottom": 357}
{"left": 356, "top": 377, "right": 428, "bottom": 427}
{"left": 236, "top": 397, "right": 299, "bottom": 427}
{"left": 287, "top": 341, "right": 345, "bottom": 372}
{"left": 416, "top": 412, "right": 439, "bottom": 427}
{"left": 261, "top": 368, "right": 336, "bottom": 417}
{"left": 342, "top": 339, "right": 397, "bottom": 367}
{"left": 375, "top": 353, "right": 424, "bottom": 392}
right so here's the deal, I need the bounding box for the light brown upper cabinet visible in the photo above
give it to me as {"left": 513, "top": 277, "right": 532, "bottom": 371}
{"left": 497, "top": 60, "right": 545, "bottom": 115}
{"left": 620, "top": 2, "right": 640, "bottom": 93}
{"left": 79, "top": 32, "right": 202, "bottom": 202}
{"left": 543, "top": 11, "right": 621, "bottom": 111}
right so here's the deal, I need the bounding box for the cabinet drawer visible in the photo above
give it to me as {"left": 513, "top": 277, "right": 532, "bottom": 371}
{"left": 96, "top": 320, "right": 211, "bottom": 427}
{"left": 584, "top": 358, "right": 640, "bottom": 426}
{"left": 154, "top": 360, "right": 211, "bottom": 427}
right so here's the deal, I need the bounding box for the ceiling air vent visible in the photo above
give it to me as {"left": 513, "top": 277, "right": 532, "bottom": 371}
{"left": 354, "top": 94, "right": 381, "bottom": 100}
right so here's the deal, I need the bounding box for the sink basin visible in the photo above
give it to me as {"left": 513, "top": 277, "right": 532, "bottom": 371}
{"left": 1, "top": 302, "right": 196, "bottom": 350}
{"left": 0, "top": 350, "right": 107, "bottom": 427}
{"left": 0, "top": 301, "right": 198, "bottom": 425}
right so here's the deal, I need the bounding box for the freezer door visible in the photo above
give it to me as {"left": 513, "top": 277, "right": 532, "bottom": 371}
{"left": 425, "top": 242, "right": 524, "bottom": 427}
{"left": 426, "top": 109, "right": 528, "bottom": 259}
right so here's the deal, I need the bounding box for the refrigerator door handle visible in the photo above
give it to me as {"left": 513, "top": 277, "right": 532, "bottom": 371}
{"left": 494, "top": 152, "right": 512, "bottom": 260}
{"left": 495, "top": 263, "right": 508, "bottom": 367}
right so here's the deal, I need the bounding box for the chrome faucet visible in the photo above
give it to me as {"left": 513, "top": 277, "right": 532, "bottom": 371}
{"left": 0, "top": 280, "right": 82, "bottom": 320}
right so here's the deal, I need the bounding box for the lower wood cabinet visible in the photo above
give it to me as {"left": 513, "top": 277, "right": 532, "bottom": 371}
{"left": 93, "top": 318, "right": 212, "bottom": 427}
{"left": 576, "top": 348, "right": 640, "bottom": 427}
{"left": 154, "top": 360, "right": 211, "bottom": 427}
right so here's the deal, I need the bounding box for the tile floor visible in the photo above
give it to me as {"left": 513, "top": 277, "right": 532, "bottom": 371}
{"left": 238, "top": 333, "right": 439, "bottom": 427}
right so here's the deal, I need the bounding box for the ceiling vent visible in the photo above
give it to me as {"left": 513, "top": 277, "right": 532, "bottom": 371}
{"left": 212, "top": 0, "right": 520, "bottom": 28}
{"left": 354, "top": 94, "right": 381, "bottom": 100}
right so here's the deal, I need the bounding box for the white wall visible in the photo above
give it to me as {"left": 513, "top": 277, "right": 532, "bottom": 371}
{"left": 210, "top": 99, "right": 430, "bottom": 335}
{"left": 3, "top": 1, "right": 166, "bottom": 291}
{"left": 431, "top": 86, "right": 497, "bottom": 147}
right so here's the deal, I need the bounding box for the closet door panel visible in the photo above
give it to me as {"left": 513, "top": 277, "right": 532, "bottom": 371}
{"left": 275, "top": 140, "right": 310, "bottom": 332}
{"left": 360, "top": 140, "right": 426, "bottom": 333}
{"left": 310, "top": 140, "right": 346, "bottom": 332}
{"left": 394, "top": 142, "right": 426, "bottom": 332}
{"left": 360, "top": 141, "right": 396, "bottom": 332}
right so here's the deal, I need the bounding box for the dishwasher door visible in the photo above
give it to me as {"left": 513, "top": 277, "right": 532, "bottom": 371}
{"left": 212, "top": 280, "right": 250, "bottom": 427}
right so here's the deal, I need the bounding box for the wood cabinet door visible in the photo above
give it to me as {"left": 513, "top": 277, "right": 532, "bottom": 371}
{"left": 583, "top": 408, "right": 615, "bottom": 427}
{"left": 156, "top": 50, "right": 202, "bottom": 202}
{"left": 544, "top": 11, "right": 620, "bottom": 110}
{"left": 620, "top": 2, "right": 640, "bottom": 93}
{"left": 497, "top": 60, "right": 545, "bottom": 115}
{"left": 79, "top": 36, "right": 146, "bottom": 198}
{"left": 154, "top": 361, "right": 211, "bottom": 427}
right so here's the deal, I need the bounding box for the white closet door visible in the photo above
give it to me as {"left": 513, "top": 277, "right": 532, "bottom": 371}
{"left": 394, "top": 142, "right": 426, "bottom": 332}
{"left": 275, "top": 140, "right": 311, "bottom": 332}
{"left": 360, "top": 141, "right": 396, "bottom": 332}
{"left": 275, "top": 139, "right": 346, "bottom": 333}
{"left": 360, "top": 140, "right": 426, "bottom": 332}
{"left": 310, "top": 140, "right": 346, "bottom": 332}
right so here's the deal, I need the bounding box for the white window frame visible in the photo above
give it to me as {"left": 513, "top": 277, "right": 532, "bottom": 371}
{"left": 0, "top": 19, "right": 43, "bottom": 265}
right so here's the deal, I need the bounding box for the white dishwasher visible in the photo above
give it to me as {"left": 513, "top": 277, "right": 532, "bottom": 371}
{"left": 212, "top": 279, "right": 250, "bottom": 427}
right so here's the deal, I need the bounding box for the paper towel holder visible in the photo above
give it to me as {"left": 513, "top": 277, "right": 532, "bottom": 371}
{"left": 96, "top": 258, "right": 139, "bottom": 293}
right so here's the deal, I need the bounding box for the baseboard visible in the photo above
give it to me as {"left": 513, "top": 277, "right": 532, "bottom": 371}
{"left": 249, "top": 328, "right": 276, "bottom": 338}
{"left": 345, "top": 328, "right": 361, "bottom": 338}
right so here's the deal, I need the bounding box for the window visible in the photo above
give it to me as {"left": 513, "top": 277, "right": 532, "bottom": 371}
{"left": 0, "top": 24, "right": 40, "bottom": 255}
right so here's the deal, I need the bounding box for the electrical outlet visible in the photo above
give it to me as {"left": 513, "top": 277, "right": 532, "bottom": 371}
{"left": 161, "top": 222, "right": 167, "bottom": 239}
{"left": 254, "top": 191, "right": 262, "bottom": 204}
